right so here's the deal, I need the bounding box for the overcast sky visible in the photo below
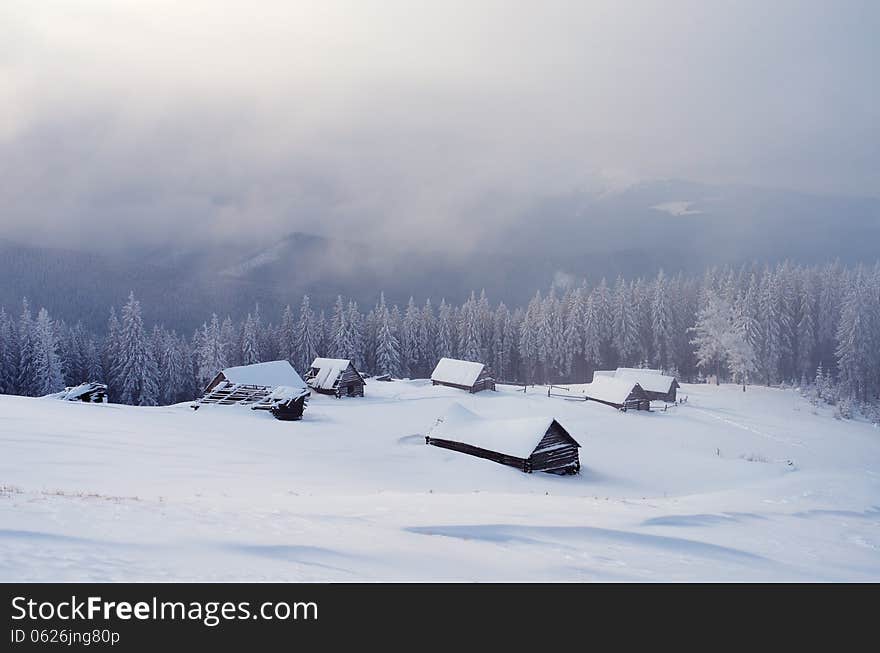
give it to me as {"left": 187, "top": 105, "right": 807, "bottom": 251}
{"left": 1, "top": 0, "right": 877, "bottom": 251}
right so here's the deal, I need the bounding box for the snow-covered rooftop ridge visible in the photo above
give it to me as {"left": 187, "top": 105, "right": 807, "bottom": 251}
{"left": 431, "top": 358, "right": 486, "bottom": 387}
{"left": 307, "top": 358, "right": 356, "bottom": 390}
{"left": 577, "top": 376, "right": 641, "bottom": 404}
{"left": 220, "top": 360, "right": 306, "bottom": 389}
{"left": 613, "top": 368, "right": 676, "bottom": 394}
{"left": 428, "top": 402, "right": 563, "bottom": 459}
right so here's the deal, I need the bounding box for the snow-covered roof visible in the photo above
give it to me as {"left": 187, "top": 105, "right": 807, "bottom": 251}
{"left": 593, "top": 370, "right": 616, "bottom": 379}
{"left": 613, "top": 368, "right": 676, "bottom": 394}
{"left": 220, "top": 360, "right": 306, "bottom": 389}
{"left": 430, "top": 358, "right": 486, "bottom": 387}
{"left": 428, "top": 403, "right": 570, "bottom": 459}
{"left": 577, "top": 376, "right": 642, "bottom": 405}
{"left": 266, "top": 385, "right": 309, "bottom": 402}
{"left": 306, "top": 358, "right": 358, "bottom": 390}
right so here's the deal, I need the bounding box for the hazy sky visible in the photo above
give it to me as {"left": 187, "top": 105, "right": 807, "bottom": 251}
{"left": 1, "top": 0, "right": 877, "bottom": 250}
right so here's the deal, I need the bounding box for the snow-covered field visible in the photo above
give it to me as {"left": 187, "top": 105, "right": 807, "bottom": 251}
{"left": 1, "top": 381, "right": 879, "bottom": 581}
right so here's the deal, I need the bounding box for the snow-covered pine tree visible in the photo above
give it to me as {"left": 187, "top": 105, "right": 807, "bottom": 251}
{"left": 220, "top": 316, "right": 238, "bottom": 367}
{"left": 690, "top": 293, "right": 734, "bottom": 383}
{"left": 329, "top": 296, "right": 348, "bottom": 359}
{"left": 17, "top": 299, "right": 38, "bottom": 396}
{"left": 0, "top": 307, "right": 18, "bottom": 394}
{"left": 345, "top": 300, "right": 365, "bottom": 369}
{"left": 458, "top": 292, "right": 482, "bottom": 364}
{"left": 561, "top": 286, "right": 584, "bottom": 379}
{"left": 114, "top": 292, "right": 160, "bottom": 406}
{"left": 240, "top": 313, "right": 260, "bottom": 366}
{"left": 374, "top": 293, "right": 401, "bottom": 377}
{"left": 492, "top": 302, "right": 512, "bottom": 381}
{"left": 651, "top": 270, "right": 675, "bottom": 371}
{"left": 518, "top": 291, "right": 541, "bottom": 384}
{"left": 103, "top": 306, "right": 121, "bottom": 396}
{"left": 418, "top": 299, "right": 436, "bottom": 375}
{"left": 198, "top": 314, "right": 226, "bottom": 383}
{"left": 33, "top": 307, "right": 65, "bottom": 395}
{"left": 401, "top": 297, "right": 420, "bottom": 377}
{"left": 436, "top": 299, "right": 455, "bottom": 360}
{"left": 294, "top": 295, "right": 318, "bottom": 372}
{"left": 612, "top": 277, "right": 637, "bottom": 367}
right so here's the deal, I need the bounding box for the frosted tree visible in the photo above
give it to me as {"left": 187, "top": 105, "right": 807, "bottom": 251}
{"left": 458, "top": 292, "right": 482, "bottom": 364}
{"left": 162, "top": 331, "right": 191, "bottom": 404}
{"left": 374, "top": 293, "right": 400, "bottom": 376}
{"left": 418, "top": 299, "right": 436, "bottom": 374}
{"left": 581, "top": 291, "right": 601, "bottom": 370}
{"left": 345, "top": 300, "right": 365, "bottom": 369}
{"left": 103, "top": 306, "right": 120, "bottom": 392}
{"left": 518, "top": 291, "right": 541, "bottom": 384}
{"left": 17, "top": 299, "right": 38, "bottom": 396}
{"left": 220, "top": 316, "right": 238, "bottom": 367}
{"left": 0, "top": 307, "right": 17, "bottom": 394}
{"left": 277, "top": 305, "right": 296, "bottom": 364}
{"left": 690, "top": 293, "right": 734, "bottom": 383}
{"left": 835, "top": 270, "right": 878, "bottom": 402}
{"left": 85, "top": 336, "right": 103, "bottom": 383}
{"left": 114, "top": 292, "right": 160, "bottom": 406}
{"left": 651, "top": 270, "right": 675, "bottom": 371}
{"left": 198, "top": 314, "right": 226, "bottom": 383}
{"left": 401, "top": 297, "right": 421, "bottom": 377}
{"left": 492, "top": 302, "right": 512, "bottom": 381}
{"left": 294, "top": 295, "right": 318, "bottom": 372}
{"left": 436, "top": 299, "right": 455, "bottom": 359}
{"left": 561, "top": 287, "right": 584, "bottom": 378}
{"left": 33, "top": 307, "right": 64, "bottom": 395}
{"left": 240, "top": 313, "right": 260, "bottom": 365}
{"left": 329, "top": 296, "right": 348, "bottom": 359}
{"left": 796, "top": 272, "right": 817, "bottom": 379}
{"left": 612, "top": 278, "right": 637, "bottom": 366}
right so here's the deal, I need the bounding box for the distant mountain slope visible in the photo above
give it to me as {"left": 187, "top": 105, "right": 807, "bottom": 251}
{"left": 1, "top": 181, "right": 878, "bottom": 331}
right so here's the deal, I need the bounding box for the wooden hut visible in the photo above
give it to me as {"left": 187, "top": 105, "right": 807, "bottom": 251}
{"left": 194, "top": 360, "right": 310, "bottom": 421}
{"left": 425, "top": 404, "right": 580, "bottom": 475}
{"left": 305, "top": 358, "right": 366, "bottom": 397}
{"left": 430, "top": 358, "right": 495, "bottom": 393}
{"left": 611, "top": 368, "right": 679, "bottom": 403}
{"left": 579, "top": 376, "right": 650, "bottom": 411}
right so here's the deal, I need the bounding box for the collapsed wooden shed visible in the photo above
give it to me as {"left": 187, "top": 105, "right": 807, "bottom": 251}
{"left": 305, "top": 358, "right": 366, "bottom": 397}
{"left": 193, "top": 360, "right": 310, "bottom": 421}
{"left": 47, "top": 381, "right": 108, "bottom": 403}
{"left": 425, "top": 404, "right": 580, "bottom": 475}
{"left": 579, "top": 376, "right": 650, "bottom": 411}
{"left": 430, "top": 358, "right": 495, "bottom": 393}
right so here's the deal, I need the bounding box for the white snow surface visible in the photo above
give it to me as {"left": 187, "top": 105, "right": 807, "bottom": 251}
{"left": 307, "top": 358, "right": 353, "bottom": 390}
{"left": 2, "top": 380, "right": 879, "bottom": 581}
{"left": 428, "top": 403, "right": 563, "bottom": 458}
{"left": 430, "top": 358, "right": 486, "bottom": 387}
{"left": 219, "top": 360, "right": 306, "bottom": 389}
{"left": 571, "top": 376, "right": 641, "bottom": 405}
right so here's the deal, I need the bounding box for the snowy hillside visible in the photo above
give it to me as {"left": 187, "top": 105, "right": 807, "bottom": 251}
{"left": 1, "top": 381, "right": 879, "bottom": 581}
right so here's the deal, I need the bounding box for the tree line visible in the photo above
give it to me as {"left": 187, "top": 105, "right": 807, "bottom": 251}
{"left": 0, "top": 260, "right": 878, "bottom": 420}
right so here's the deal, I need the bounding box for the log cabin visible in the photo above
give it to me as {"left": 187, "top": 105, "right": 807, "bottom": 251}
{"left": 430, "top": 358, "right": 495, "bottom": 393}
{"left": 194, "top": 360, "right": 310, "bottom": 421}
{"left": 611, "top": 368, "right": 679, "bottom": 403}
{"left": 305, "top": 358, "right": 366, "bottom": 397}
{"left": 425, "top": 404, "right": 580, "bottom": 475}
{"left": 579, "top": 376, "right": 651, "bottom": 411}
